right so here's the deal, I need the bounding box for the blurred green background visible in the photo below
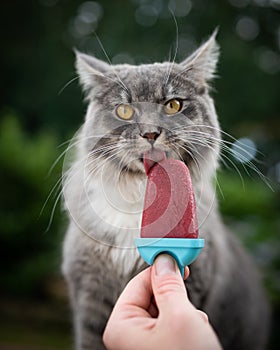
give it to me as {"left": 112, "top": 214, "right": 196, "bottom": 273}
{"left": 0, "top": 0, "right": 279, "bottom": 349}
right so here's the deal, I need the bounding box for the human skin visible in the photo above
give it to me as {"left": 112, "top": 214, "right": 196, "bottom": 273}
{"left": 103, "top": 254, "right": 222, "bottom": 350}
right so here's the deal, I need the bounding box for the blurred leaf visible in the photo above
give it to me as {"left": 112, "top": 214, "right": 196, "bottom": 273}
{"left": 0, "top": 114, "right": 65, "bottom": 297}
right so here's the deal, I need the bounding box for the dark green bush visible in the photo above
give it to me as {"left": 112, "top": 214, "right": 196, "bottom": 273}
{"left": 0, "top": 114, "right": 65, "bottom": 298}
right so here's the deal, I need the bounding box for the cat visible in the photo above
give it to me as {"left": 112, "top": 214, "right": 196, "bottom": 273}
{"left": 62, "top": 31, "right": 270, "bottom": 350}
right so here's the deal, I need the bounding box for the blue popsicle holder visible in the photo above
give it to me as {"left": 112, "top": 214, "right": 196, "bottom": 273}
{"left": 135, "top": 237, "right": 205, "bottom": 277}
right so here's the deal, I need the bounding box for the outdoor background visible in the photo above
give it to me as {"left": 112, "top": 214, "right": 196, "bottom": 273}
{"left": 0, "top": 0, "right": 279, "bottom": 349}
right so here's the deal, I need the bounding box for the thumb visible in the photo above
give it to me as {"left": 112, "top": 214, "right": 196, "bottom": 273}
{"left": 151, "top": 254, "right": 191, "bottom": 316}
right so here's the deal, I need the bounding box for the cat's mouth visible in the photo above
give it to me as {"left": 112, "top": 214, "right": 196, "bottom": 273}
{"left": 143, "top": 149, "right": 166, "bottom": 174}
{"left": 134, "top": 149, "right": 168, "bottom": 176}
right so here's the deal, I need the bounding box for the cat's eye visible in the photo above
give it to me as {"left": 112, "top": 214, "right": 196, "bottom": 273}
{"left": 164, "top": 99, "right": 182, "bottom": 115}
{"left": 116, "top": 104, "right": 134, "bottom": 120}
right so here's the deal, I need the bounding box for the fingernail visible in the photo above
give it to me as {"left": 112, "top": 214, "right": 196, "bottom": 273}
{"left": 154, "top": 254, "right": 177, "bottom": 276}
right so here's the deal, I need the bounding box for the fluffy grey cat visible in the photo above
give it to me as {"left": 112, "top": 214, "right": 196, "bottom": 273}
{"left": 62, "top": 32, "right": 270, "bottom": 350}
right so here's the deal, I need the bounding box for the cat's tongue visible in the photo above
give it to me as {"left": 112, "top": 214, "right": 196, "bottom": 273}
{"left": 141, "top": 153, "right": 198, "bottom": 239}
{"left": 143, "top": 149, "right": 166, "bottom": 175}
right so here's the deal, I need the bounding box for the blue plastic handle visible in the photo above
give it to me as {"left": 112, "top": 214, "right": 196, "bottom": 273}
{"left": 135, "top": 238, "right": 205, "bottom": 277}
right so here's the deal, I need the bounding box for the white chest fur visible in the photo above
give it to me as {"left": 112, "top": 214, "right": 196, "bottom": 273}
{"left": 64, "top": 162, "right": 146, "bottom": 247}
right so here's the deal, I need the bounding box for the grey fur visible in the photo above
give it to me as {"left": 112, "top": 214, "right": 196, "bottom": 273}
{"left": 62, "top": 32, "right": 270, "bottom": 350}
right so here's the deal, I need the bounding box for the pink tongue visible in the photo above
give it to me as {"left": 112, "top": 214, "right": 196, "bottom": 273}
{"left": 141, "top": 153, "right": 198, "bottom": 239}
{"left": 143, "top": 149, "right": 166, "bottom": 175}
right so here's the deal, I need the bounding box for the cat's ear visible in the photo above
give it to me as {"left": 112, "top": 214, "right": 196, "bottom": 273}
{"left": 180, "top": 29, "right": 219, "bottom": 84}
{"left": 75, "top": 50, "right": 111, "bottom": 92}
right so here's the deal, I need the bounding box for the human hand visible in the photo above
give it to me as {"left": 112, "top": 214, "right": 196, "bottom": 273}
{"left": 103, "top": 254, "right": 222, "bottom": 350}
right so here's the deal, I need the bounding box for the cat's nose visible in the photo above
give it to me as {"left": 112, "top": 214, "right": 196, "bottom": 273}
{"left": 142, "top": 131, "right": 161, "bottom": 143}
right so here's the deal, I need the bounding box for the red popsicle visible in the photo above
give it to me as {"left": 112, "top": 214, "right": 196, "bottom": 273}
{"left": 141, "top": 150, "right": 198, "bottom": 239}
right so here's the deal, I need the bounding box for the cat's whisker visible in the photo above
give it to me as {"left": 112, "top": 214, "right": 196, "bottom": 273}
{"left": 213, "top": 139, "right": 271, "bottom": 189}
{"left": 174, "top": 133, "right": 219, "bottom": 156}
{"left": 173, "top": 130, "right": 246, "bottom": 191}
{"left": 172, "top": 65, "right": 193, "bottom": 81}
{"left": 51, "top": 157, "right": 97, "bottom": 226}
{"left": 44, "top": 170, "right": 81, "bottom": 233}
{"left": 43, "top": 149, "right": 93, "bottom": 230}
{"left": 182, "top": 124, "right": 264, "bottom": 158}
{"left": 180, "top": 140, "right": 226, "bottom": 200}
{"left": 185, "top": 127, "right": 260, "bottom": 157}
{"left": 87, "top": 71, "right": 130, "bottom": 95}
{"left": 86, "top": 152, "right": 117, "bottom": 175}
{"left": 89, "top": 152, "right": 120, "bottom": 168}
{"left": 48, "top": 141, "right": 80, "bottom": 178}
{"left": 44, "top": 186, "right": 64, "bottom": 233}
{"left": 84, "top": 155, "right": 121, "bottom": 186}
{"left": 116, "top": 149, "right": 135, "bottom": 179}
{"left": 40, "top": 176, "right": 63, "bottom": 230}
{"left": 48, "top": 134, "right": 118, "bottom": 177}
{"left": 85, "top": 145, "right": 126, "bottom": 179}
{"left": 43, "top": 141, "right": 117, "bottom": 232}
{"left": 175, "top": 126, "right": 271, "bottom": 188}
{"left": 174, "top": 142, "right": 203, "bottom": 181}
{"left": 163, "top": 11, "right": 179, "bottom": 88}
{"left": 177, "top": 133, "right": 246, "bottom": 186}
{"left": 57, "top": 136, "right": 81, "bottom": 149}
{"left": 93, "top": 33, "right": 130, "bottom": 94}
{"left": 58, "top": 75, "right": 80, "bottom": 95}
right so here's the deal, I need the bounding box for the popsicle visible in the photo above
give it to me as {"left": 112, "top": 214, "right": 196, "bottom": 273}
{"left": 135, "top": 149, "right": 204, "bottom": 276}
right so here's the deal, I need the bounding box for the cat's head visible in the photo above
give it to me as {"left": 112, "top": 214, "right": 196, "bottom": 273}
{"left": 76, "top": 30, "right": 221, "bottom": 183}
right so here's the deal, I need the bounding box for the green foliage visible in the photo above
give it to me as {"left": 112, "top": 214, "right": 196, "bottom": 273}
{"left": 218, "top": 171, "right": 280, "bottom": 306}
{"left": 218, "top": 172, "right": 276, "bottom": 221}
{"left": 0, "top": 0, "right": 279, "bottom": 138}
{"left": 0, "top": 114, "right": 64, "bottom": 297}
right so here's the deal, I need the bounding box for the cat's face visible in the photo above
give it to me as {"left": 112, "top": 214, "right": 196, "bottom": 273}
{"left": 76, "top": 31, "right": 221, "bottom": 182}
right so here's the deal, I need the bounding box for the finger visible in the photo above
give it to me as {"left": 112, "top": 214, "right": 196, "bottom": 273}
{"left": 103, "top": 267, "right": 155, "bottom": 349}
{"left": 197, "top": 310, "right": 209, "bottom": 323}
{"left": 151, "top": 254, "right": 192, "bottom": 316}
{"left": 147, "top": 296, "right": 158, "bottom": 318}
{"left": 184, "top": 266, "right": 190, "bottom": 280}
{"left": 113, "top": 267, "right": 153, "bottom": 313}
